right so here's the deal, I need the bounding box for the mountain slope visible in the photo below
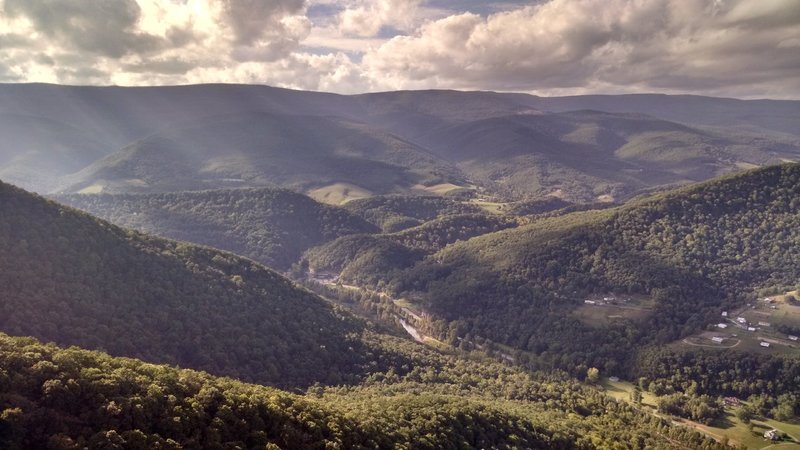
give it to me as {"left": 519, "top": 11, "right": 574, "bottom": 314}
{"left": 57, "top": 112, "right": 463, "bottom": 197}
{"left": 350, "top": 163, "right": 800, "bottom": 374}
{"left": 0, "top": 180, "right": 377, "bottom": 388}
{"left": 55, "top": 188, "right": 378, "bottom": 270}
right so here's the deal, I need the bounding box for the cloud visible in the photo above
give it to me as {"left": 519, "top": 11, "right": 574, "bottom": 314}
{"left": 361, "top": 0, "right": 800, "bottom": 97}
{"left": 336, "top": 0, "right": 423, "bottom": 37}
{"left": 0, "top": 0, "right": 797, "bottom": 98}
{"left": 2, "top": 0, "right": 165, "bottom": 58}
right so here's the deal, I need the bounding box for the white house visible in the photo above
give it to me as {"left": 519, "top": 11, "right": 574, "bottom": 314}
{"left": 789, "top": 335, "right": 798, "bottom": 341}
{"left": 717, "top": 323, "right": 728, "bottom": 329}
{"left": 748, "top": 327, "right": 757, "bottom": 331}
{"left": 584, "top": 300, "right": 596, "bottom": 305}
{"left": 711, "top": 337, "right": 724, "bottom": 343}
{"left": 758, "top": 321, "right": 771, "bottom": 327}
{"left": 760, "top": 342, "right": 770, "bottom": 348}
{"left": 737, "top": 317, "right": 747, "bottom": 324}
{"left": 721, "top": 311, "right": 728, "bottom": 317}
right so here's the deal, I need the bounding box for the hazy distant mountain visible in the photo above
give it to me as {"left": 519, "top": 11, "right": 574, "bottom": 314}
{"left": 56, "top": 112, "right": 463, "bottom": 197}
{"left": 1, "top": 83, "right": 798, "bottom": 201}
{"left": 417, "top": 110, "right": 800, "bottom": 201}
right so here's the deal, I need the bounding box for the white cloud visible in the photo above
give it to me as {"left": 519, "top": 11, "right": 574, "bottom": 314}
{"left": 0, "top": 0, "right": 797, "bottom": 98}
{"left": 361, "top": 0, "right": 800, "bottom": 98}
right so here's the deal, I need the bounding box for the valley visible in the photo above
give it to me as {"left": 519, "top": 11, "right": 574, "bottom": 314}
{"left": 0, "top": 84, "right": 797, "bottom": 449}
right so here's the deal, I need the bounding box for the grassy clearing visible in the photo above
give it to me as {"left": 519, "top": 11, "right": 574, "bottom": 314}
{"left": 601, "top": 379, "right": 800, "bottom": 449}
{"left": 675, "top": 292, "right": 800, "bottom": 356}
{"left": 573, "top": 294, "right": 655, "bottom": 328}
{"left": 308, "top": 183, "right": 373, "bottom": 205}
{"left": 410, "top": 182, "right": 465, "bottom": 195}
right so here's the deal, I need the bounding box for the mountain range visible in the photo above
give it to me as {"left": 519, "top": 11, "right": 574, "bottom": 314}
{"left": 2, "top": 83, "right": 798, "bottom": 203}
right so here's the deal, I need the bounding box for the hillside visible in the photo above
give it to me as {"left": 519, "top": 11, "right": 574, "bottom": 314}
{"left": 56, "top": 112, "right": 463, "bottom": 197}
{"left": 343, "top": 195, "right": 485, "bottom": 232}
{"left": 416, "top": 111, "right": 800, "bottom": 201}
{"left": 332, "top": 164, "right": 800, "bottom": 375}
{"left": 304, "top": 213, "right": 517, "bottom": 285}
{"left": 55, "top": 188, "right": 378, "bottom": 270}
{"left": 0, "top": 180, "right": 380, "bottom": 388}
{"left": 0, "top": 333, "right": 725, "bottom": 449}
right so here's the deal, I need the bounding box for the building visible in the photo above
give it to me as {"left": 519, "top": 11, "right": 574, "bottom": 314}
{"left": 758, "top": 321, "right": 771, "bottom": 327}
{"left": 737, "top": 317, "right": 747, "bottom": 323}
{"left": 723, "top": 397, "right": 741, "bottom": 406}
{"left": 760, "top": 342, "right": 770, "bottom": 348}
{"left": 711, "top": 337, "right": 724, "bottom": 343}
{"left": 748, "top": 327, "right": 756, "bottom": 331}
{"left": 584, "top": 300, "right": 596, "bottom": 305}
{"left": 764, "top": 429, "right": 780, "bottom": 440}
{"left": 717, "top": 323, "right": 728, "bottom": 329}
{"left": 721, "top": 311, "right": 728, "bottom": 317}
{"left": 609, "top": 376, "right": 619, "bottom": 382}
{"left": 789, "top": 335, "right": 798, "bottom": 341}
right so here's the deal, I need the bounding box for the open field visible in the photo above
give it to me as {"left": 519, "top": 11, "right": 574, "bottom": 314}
{"left": 573, "top": 294, "right": 655, "bottom": 327}
{"left": 307, "top": 182, "right": 373, "bottom": 204}
{"left": 674, "top": 291, "right": 800, "bottom": 356}
{"left": 410, "top": 182, "right": 466, "bottom": 195}
{"left": 602, "top": 379, "right": 800, "bottom": 449}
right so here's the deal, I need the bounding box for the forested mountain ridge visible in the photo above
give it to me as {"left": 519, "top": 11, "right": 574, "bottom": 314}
{"left": 347, "top": 163, "right": 800, "bottom": 374}
{"left": 0, "top": 179, "right": 380, "bottom": 388}
{"left": 55, "top": 187, "right": 379, "bottom": 270}
{"left": 0, "top": 332, "right": 726, "bottom": 449}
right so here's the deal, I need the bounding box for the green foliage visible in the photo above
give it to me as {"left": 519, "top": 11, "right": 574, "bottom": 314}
{"left": 376, "top": 163, "right": 800, "bottom": 376}
{"left": 56, "top": 187, "right": 378, "bottom": 269}
{"left": 0, "top": 333, "right": 726, "bottom": 450}
{"left": 344, "top": 195, "right": 483, "bottom": 232}
{"left": 656, "top": 394, "right": 724, "bottom": 425}
{"left": 0, "top": 181, "right": 376, "bottom": 388}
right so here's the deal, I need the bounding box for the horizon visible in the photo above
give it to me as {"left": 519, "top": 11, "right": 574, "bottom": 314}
{"left": 2, "top": 81, "right": 797, "bottom": 102}
{"left": 0, "top": 0, "right": 798, "bottom": 100}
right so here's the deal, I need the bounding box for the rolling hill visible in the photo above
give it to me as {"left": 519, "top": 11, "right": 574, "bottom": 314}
{"left": 55, "top": 187, "right": 378, "bottom": 270}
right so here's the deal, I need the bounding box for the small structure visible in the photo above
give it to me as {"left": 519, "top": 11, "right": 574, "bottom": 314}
{"left": 764, "top": 429, "right": 780, "bottom": 440}
{"left": 789, "top": 335, "right": 799, "bottom": 341}
{"left": 609, "top": 376, "right": 619, "bottom": 382}
{"left": 717, "top": 323, "right": 728, "bottom": 329}
{"left": 764, "top": 297, "right": 774, "bottom": 303}
{"left": 737, "top": 317, "right": 747, "bottom": 324}
{"left": 760, "top": 342, "right": 771, "bottom": 348}
{"left": 584, "top": 300, "right": 596, "bottom": 305}
{"left": 758, "top": 321, "right": 771, "bottom": 327}
{"left": 711, "top": 337, "right": 724, "bottom": 344}
{"left": 723, "top": 397, "right": 741, "bottom": 406}
{"left": 721, "top": 311, "right": 728, "bottom": 317}
{"left": 748, "top": 327, "right": 757, "bottom": 331}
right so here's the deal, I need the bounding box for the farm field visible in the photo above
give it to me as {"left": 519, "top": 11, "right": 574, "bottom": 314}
{"left": 573, "top": 293, "right": 655, "bottom": 327}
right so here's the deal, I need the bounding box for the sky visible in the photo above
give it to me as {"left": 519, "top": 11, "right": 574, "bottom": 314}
{"left": 0, "top": 0, "right": 798, "bottom": 98}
